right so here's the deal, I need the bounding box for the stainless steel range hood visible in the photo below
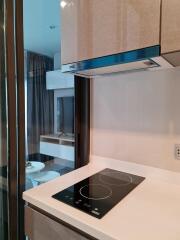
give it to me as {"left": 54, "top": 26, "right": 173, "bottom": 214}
{"left": 61, "top": 45, "right": 179, "bottom": 77}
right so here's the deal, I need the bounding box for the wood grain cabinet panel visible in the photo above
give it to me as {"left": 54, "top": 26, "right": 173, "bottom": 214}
{"left": 161, "top": 0, "right": 180, "bottom": 54}
{"left": 25, "top": 206, "right": 91, "bottom": 240}
{"left": 61, "top": 0, "right": 161, "bottom": 64}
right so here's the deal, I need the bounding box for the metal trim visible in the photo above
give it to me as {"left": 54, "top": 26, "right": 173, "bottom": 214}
{"left": 74, "top": 76, "right": 90, "bottom": 168}
{"left": 61, "top": 45, "right": 160, "bottom": 74}
{"left": 5, "top": 0, "right": 19, "bottom": 239}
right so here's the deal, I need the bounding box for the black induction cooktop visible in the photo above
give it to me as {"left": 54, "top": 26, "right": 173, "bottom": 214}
{"left": 52, "top": 168, "right": 145, "bottom": 219}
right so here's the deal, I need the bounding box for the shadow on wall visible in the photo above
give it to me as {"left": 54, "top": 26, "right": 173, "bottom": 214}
{"left": 91, "top": 67, "right": 180, "bottom": 135}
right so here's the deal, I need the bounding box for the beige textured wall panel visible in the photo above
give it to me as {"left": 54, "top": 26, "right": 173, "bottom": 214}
{"left": 161, "top": 0, "right": 180, "bottom": 53}
{"left": 61, "top": 0, "right": 161, "bottom": 64}
{"left": 91, "top": 67, "right": 180, "bottom": 173}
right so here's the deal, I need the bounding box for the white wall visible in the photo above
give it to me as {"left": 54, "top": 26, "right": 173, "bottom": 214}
{"left": 91, "top": 67, "right": 180, "bottom": 172}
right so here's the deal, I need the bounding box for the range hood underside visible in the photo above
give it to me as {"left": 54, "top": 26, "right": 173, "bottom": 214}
{"left": 61, "top": 45, "right": 180, "bottom": 77}
{"left": 74, "top": 59, "right": 159, "bottom": 76}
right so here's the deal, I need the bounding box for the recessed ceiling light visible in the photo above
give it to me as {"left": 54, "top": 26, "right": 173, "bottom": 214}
{"left": 60, "top": 1, "right": 67, "bottom": 8}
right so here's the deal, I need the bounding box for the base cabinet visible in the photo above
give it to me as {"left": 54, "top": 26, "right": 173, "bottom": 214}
{"left": 25, "top": 206, "right": 92, "bottom": 240}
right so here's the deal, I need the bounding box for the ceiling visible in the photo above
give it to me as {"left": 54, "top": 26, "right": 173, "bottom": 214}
{"left": 23, "top": 0, "right": 60, "bottom": 57}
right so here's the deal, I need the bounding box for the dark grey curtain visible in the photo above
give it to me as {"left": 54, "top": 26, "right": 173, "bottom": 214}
{"left": 26, "top": 51, "right": 54, "bottom": 159}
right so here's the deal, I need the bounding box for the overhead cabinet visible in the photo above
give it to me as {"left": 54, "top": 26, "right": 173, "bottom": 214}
{"left": 161, "top": 0, "right": 180, "bottom": 54}
{"left": 61, "top": 0, "right": 180, "bottom": 75}
{"left": 61, "top": 0, "right": 161, "bottom": 64}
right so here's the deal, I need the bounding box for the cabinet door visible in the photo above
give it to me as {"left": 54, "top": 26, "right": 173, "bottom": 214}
{"left": 161, "top": 0, "right": 180, "bottom": 54}
{"left": 61, "top": 0, "right": 161, "bottom": 64}
{"left": 25, "top": 206, "right": 91, "bottom": 240}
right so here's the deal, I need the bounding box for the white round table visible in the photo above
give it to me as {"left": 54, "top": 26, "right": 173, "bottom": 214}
{"left": 26, "top": 161, "right": 45, "bottom": 187}
{"left": 26, "top": 161, "right": 45, "bottom": 174}
{"left": 26, "top": 161, "right": 60, "bottom": 186}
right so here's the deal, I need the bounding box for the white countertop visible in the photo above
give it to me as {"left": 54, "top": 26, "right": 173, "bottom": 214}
{"left": 23, "top": 156, "right": 180, "bottom": 240}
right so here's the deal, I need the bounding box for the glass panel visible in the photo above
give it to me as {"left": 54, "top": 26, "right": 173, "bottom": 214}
{"left": 0, "top": 0, "right": 8, "bottom": 239}
{"left": 23, "top": 0, "right": 75, "bottom": 190}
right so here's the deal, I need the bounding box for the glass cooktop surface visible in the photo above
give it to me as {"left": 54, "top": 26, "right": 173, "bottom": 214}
{"left": 52, "top": 168, "right": 145, "bottom": 219}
